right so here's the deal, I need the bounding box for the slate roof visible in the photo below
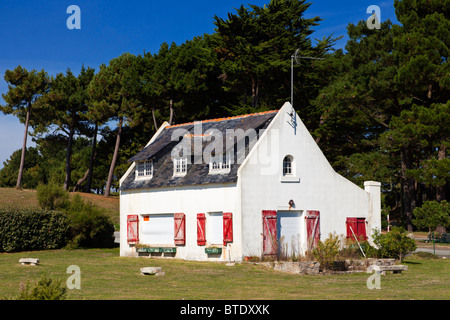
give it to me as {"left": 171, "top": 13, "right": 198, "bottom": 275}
{"left": 120, "top": 110, "right": 279, "bottom": 191}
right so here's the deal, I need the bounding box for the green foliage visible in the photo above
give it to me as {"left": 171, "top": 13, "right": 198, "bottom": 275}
{"left": 16, "top": 274, "right": 67, "bottom": 300}
{"left": 0, "top": 208, "right": 69, "bottom": 253}
{"left": 372, "top": 227, "right": 417, "bottom": 261}
{"left": 36, "top": 183, "right": 69, "bottom": 210}
{"left": 413, "top": 200, "right": 450, "bottom": 231}
{"left": 65, "top": 194, "right": 115, "bottom": 249}
{"left": 312, "top": 233, "right": 341, "bottom": 270}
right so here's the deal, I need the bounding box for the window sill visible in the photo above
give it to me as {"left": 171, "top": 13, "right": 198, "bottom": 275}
{"left": 135, "top": 176, "right": 153, "bottom": 181}
{"left": 280, "top": 176, "right": 300, "bottom": 183}
{"left": 209, "top": 169, "right": 231, "bottom": 175}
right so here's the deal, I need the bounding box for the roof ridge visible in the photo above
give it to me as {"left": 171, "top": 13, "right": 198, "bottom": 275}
{"left": 166, "top": 109, "right": 279, "bottom": 129}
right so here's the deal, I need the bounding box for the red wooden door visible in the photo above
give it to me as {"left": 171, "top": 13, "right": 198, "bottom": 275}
{"left": 306, "top": 211, "right": 320, "bottom": 251}
{"left": 262, "top": 210, "right": 277, "bottom": 256}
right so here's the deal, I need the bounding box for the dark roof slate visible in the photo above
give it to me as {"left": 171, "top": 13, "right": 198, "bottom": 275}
{"left": 121, "top": 110, "right": 278, "bottom": 191}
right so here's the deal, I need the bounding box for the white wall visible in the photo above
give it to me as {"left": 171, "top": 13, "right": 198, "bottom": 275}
{"left": 238, "top": 102, "right": 379, "bottom": 257}
{"left": 120, "top": 183, "right": 240, "bottom": 261}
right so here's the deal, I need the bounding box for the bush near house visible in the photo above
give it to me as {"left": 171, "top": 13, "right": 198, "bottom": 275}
{"left": 0, "top": 185, "right": 115, "bottom": 252}
{"left": 372, "top": 227, "right": 417, "bottom": 261}
{"left": 0, "top": 208, "right": 69, "bottom": 252}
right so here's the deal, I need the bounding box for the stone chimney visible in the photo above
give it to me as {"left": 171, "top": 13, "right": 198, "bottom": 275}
{"left": 365, "top": 181, "right": 382, "bottom": 245}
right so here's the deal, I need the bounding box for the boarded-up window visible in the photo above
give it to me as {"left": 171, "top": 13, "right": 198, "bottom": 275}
{"left": 223, "top": 212, "right": 233, "bottom": 245}
{"left": 346, "top": 218, "right": 367, "bottom": 241}
{"left": 174, "top": 213, "right": 186, "bottom": 246}
{"left": 127, "top": 215, "right": 139, "bottom": 244}
{"left": 207, "top": 212, "right": 223, "bottom": 245}
{"left": 197, "top": 213, "right": 206, "bottom": 246}
{"left": 141, "top": 214, "right": 174, "bottom": 244}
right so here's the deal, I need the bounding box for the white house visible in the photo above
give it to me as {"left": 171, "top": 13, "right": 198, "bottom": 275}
{"left": 119, "top": 102, "right": 381, "bottom": 261}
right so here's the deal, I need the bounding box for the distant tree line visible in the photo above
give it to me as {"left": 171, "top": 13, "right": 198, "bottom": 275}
{"left": 0, "top": 0, "right": 448, "bottom": 231}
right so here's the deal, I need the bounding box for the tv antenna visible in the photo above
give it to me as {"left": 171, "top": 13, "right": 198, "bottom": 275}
{"left": 290, "top": 49, "right": 325, "bottom": 108}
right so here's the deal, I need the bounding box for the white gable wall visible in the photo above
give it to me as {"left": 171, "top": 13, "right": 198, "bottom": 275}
{"left": 238, "top": 102, "right": 379, "bottom": 257}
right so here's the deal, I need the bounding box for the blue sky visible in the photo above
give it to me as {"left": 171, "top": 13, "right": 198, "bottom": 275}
{"left": 0, "top": 0, "right": 398, "bottom": 169}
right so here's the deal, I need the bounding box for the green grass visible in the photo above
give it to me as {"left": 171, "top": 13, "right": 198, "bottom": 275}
{"left": 0, "top": 248, "right": 448, "bottom": 300}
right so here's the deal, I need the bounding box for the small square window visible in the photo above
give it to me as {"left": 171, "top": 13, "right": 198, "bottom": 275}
{"left": 209, "top": 153, "right": 231, "bottom": 174}
{"left": 136, "top": 160, "right": 153, "bottom": 179}
{"left": 174, "top": 158, "right": 187, "bottom": 176}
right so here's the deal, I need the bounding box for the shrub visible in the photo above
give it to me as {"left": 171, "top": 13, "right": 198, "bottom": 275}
{"left": 16, "top": 274, "right": 67, "bottom": 300}
{"left": 312, "top": 233, "right": 341, "bottom": 271}
{"left": 37, "top": 183, "right": 69, "bottom": 210}
{"left": 0, "top": 208, "right": 69, "bottom": 253}
{"left": 65, "top": 194, "right": 115, "bottom": 249}
{"left": 372, "top": 227, "right": 417, "bottom": 261}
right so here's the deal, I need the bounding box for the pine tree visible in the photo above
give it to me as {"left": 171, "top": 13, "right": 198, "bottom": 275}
{"left": 0, "top": 66, "right": 50, "bottom": 189}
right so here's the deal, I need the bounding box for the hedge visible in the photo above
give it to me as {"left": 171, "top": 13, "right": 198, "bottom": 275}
{"left": 0, "top": 208, "right": 69, "bottom": 253}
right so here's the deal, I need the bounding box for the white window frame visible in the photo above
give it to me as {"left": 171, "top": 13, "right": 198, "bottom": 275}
{"left": 173, "top": 157, "right": 188, "bottom": 177}
{"left": 209, "top": 153, "right": 231, "bottom": 175}
{"left": 280, "top": 155, "right": 300, "bottom": 183}
{"left": 135, "top": 160, "right": 153, "bottom": 180}
{"left": 283, "top": 156, "right": 293, "bottom": 176}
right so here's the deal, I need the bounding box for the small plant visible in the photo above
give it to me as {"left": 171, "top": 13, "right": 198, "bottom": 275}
{"left": 16, "top": 274, "right": 67, "bottom": 300}
{"left": 37, "top": 183, "right": 69, "bottom": 210}
{"left": 372, "top": 227, "right": 417, "bottom": 261}
{"left": 312, "top": 233, "right": 341, "bottom": 271}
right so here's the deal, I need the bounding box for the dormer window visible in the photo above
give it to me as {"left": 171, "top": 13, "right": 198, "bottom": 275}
{"left": 174, "top": 157, "right": 187, "bottom": 177}
{"left": 136, "top": 160, "right": 153, "bottom": 180}
{"left": 209, "top": 153, "right": 231, "bottom": 174}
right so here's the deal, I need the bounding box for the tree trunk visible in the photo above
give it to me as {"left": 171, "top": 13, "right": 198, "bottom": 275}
{"left": 16, "top": 103, "right": 31, "bottom": 189}
{"left": 169, "top": 99, "right": 174, "bottom": 125}
{"left": 251, "top": 76, "right": 259, "bottom": 109}
{"left": 85, "top": 121, "right": 98, "bottom": 193}
{"left": 63, "top": 112, "right": 76, "bottom": 191}
{"left": 152, "top": 108, "right": 159, "bottom": 131}
{"left": 436, "top": 144, "right": 446, "bottom": 202}
{"left": 400, "top": 149, "right": 417, "bottom": 232}
{"left": 105, "top": 116, "right": 123, "bottom": 197}
{"left": 73, "top": 168, "right": 90, "bottom": 192}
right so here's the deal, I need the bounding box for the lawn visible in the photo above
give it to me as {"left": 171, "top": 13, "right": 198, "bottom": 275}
{"left": 0, "top": 248, "right": 448, "bottom": 300}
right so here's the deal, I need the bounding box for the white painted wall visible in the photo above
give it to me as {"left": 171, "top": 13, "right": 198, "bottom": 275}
{"left": 120, "top": 183, "right": 240, "bottom": 261}
{"left": 238, "top": 102, "right": 380, "bottom": 257}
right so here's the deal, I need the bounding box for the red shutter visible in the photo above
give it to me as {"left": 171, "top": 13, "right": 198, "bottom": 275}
{"left": 346, "top": 218, "right": 359, "bottom": 240}
{"left": 306, "top": 211, "right": 320, "bottom": 251}
{"left": 223, "top": 212, "right": 233, "bottom": 245}
{"left": 174, "top": 213, "right": 186, "bottom": 246}
{"left": 197, "top": 213, "right": 206, "bottom": 246}
{"left": 357, "top": 218, "right": 367, "bottom": 241}
{"left": 262, "top": 210, "right": 277, "bottom": 255}
{"left": 127, "top": 215, "right": 139, "bottom": 244}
